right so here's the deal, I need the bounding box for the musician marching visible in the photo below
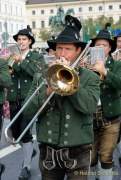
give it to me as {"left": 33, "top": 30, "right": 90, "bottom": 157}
{"left": 0, "top": 55, "right": 12, "bottom": 179}
{"left": 112, "top": 32, "right": 121, "bottom": 61}
{"left": 22, "top": 15, "right": 100, "bottom": 180}
{"left": 7, "top": 27, "right": 46, "bottom": 180}
{"left": 112, "top": 32, "right": 121, "bottom": 168}
{"left": 90, "top": 29, "right": 121, "bottom": 180}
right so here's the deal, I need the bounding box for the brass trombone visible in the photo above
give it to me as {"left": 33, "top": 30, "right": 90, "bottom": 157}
{"left": 5, "top": 40, "right": 92, "bottom": 144}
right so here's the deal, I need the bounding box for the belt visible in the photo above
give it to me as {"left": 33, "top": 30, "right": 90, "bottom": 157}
{"left": 93, "top": 106, "right": 120, "bottom": 128}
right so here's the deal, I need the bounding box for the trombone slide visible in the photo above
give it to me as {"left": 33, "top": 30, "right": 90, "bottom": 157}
{"left": 5, "top": 80, "right": 45, "bottom": 143}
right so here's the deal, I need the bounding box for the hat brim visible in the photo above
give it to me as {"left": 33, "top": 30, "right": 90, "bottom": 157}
{"left": 13, "top": 33, "right": 35, "bottom": 45}
{"left": 47, "top": 39, "right": 87, "bottom": 51}
{"left": 91, "top": 37, "right": 116, "bottom": 53}
{"left": 114, "top": 35, "right": 121, "bottom": 42}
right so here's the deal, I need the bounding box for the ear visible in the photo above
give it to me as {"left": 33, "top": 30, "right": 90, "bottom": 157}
{"left": 109, "top": 44, "right": 111, "bottom": 52}
{"left": 29, "top": 39, "right": 32, "bottom": 45}
{"left": 77, "top": 47, "right": 81, "bottom": 54}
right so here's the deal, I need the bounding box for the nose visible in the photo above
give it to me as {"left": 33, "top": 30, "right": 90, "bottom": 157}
{"left": 60, "top": 49, "right": 65, "bottom": 57}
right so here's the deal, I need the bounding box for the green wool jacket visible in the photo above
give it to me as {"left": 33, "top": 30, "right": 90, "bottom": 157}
{"left": 7, "top": 50, "right": 46, "bottom": 102}
{"left": 100, "top": 56, "right": 121, "bottom": 118}
{"left": 23, "top": 68, "right": 100, "bottom": 147}
{"left": 0, "top": 59, "right": 12, "bottom": 104}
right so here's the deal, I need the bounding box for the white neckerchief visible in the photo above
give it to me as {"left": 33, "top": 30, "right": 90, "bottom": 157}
{"left": 21, "top": 49, "right": 30, "bottom": 60}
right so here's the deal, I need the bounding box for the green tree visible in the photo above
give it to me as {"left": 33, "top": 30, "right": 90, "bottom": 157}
{"left": 39, "top": 28, "right": 52, "bottom": 41}
{"left": 83, "top": 15, "right": 116, "bottom": 41}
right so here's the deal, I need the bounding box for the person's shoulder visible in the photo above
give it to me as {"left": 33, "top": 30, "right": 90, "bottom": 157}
{"left": 114, "top": 59, "right": 121, "bottom": 65}
{"left": 0, "top": 58, "right": 8, "bottom": 66}
{"left": 80, "top": 67, "right": 100, "bottom": 80}
{"left": 30, "top": 49, "right": 40, "bottom": 56}
{"left": 30, "top": 50, "right": 45, "bottom": 60}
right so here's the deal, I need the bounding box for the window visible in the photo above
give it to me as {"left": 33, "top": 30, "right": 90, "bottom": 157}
{"left": 41, "top": 21, "right": 45, "bottom": 28}
{"left": 89, "top": 7, "right": 93, "bottom": 11}
{"left": 4, "top": 22, "right": 8, "bottom": 30}
{"left": 79, "top": 7, "right": 82, "bottom": 12}
{"left": 41, "top": 10, "right": 44, "bottom": 14}
{"left": 16, "top": 6, "right": 18, "bottom": 16}
{"left": 50, "top": 9, "right": 54, "bottom": 14}
{"left": 32, "top": 10, "right": 35, "bottom": 15}
{"left": 32, "top": 21, "right": 36, "bottom": 29}
{"left": 10, "top": 23, "right": 13, "bottom": 33}
{"left": 99, "top": 6, "right": 102, "bottom": 11}
{"left": 5, "top": 4, "right": 7, "bottom": 13}
{"left": 0, "top": 3, "right": 1, "bottom": 13}
{"left": 16, "top": 24, "right": 18, "bottom": 31}
{"left": 10, "top": 5, "right": 13, "bottom": 16}
{"left": 109, "top": 5, "right": 113, "bottom": 10}
{"left": 0, "top": 22, "right": 2, "bottom": 32}
{"left": 20, "top": 8, "right": 22, "bottom": 16}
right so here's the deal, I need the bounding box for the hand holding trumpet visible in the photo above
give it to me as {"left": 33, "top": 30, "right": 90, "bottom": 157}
{"left": 11, "top": 54, "right": 22, "bottom": 63}
{"left": 92, "top": 60, "right": 107, "bottom": 80}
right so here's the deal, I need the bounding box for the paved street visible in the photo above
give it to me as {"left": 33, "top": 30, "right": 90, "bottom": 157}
{"left": 0, "top": 119, "right": 121, "bottom": 180}
{"left": 0, "top": 119, "right": 41, "bottom": 180}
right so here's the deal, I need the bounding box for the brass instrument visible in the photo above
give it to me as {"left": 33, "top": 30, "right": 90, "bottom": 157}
{"left": 7, "top": 43, "right": 21, "bottom": 68}
{"left": 0, "top": 43, "right": 21, "bottom": 70}
{"left": 112, "top": 49, "right": 121, "bottom": 61}
{"left": 47, "top": 63, "right": 79, "bottom": 96}
{"left": 5, "top": 40, "right": 92, "bottom": 144}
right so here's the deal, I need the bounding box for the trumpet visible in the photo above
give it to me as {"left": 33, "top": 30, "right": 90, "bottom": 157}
{"left": 5, "top": 40, "right": 92, "bottom": 144}
{"left": 111, "top": 49, "right": 121, "bottom": 61}
{"left": 0, "top": 43, "right": 22, "bottom": 75}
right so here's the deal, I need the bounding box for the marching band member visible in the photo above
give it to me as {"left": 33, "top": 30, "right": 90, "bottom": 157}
{"left": 22, "top": 15, "right": 100, "bottom": 180}
{"left": 7, "top": 27, "right": 46, "bottom": 180}
{"left": 90, "top": 29, "right": 121, "bottom": 180}
{"left": 0, "top": 57, "right": 12, "bottom": 178}
{"left": 113, "top": 32, "right": 121, "bottom": 167}
{"left": 114, "top": 32, "right": 121, "bottom": 50}
{"left": 112, "top": 32, "right": 121, "bottom": 61}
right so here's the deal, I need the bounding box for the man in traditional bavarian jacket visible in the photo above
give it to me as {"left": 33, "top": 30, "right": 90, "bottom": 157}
{"left": 7, "top": 27, "right": 46, "bottom": 180}
{"left": 112, "top": 32, "right": 121, "bottom": 61}
{"left": 112, "top": 32, "right": 121, "bottom": 168}
{"left": 23, "top": 15, "right": 100, "bottom": 180}
{"left": 90, "top": 29, "right": 121, "bottom": 180}
{"left": 0, "top": 57, "right": 12, "bottom": 178}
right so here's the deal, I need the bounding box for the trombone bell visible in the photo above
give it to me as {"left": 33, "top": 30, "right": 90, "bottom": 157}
{"left": 47, "top": 63, "right": 79, "bottom": 96}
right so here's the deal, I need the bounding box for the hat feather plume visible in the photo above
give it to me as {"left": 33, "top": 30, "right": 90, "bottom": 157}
{"left": 65, "top": 15, "right": 82, "bottom": 31}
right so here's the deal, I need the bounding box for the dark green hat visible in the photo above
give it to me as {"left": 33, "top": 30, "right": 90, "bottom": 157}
{"left": 47, "top": 36, "right": 56, "bottom": 51}
{"left": 91, "top": 29, "right": 116, "bottom": 52}
{"left": 114, "top": 32, "right": 121, "bottom": 41}
{"left": 13, "top": 28, "right": 35, "bottom": 46}
{"left": 47, "top": 15, "right": 87, "bottom": 50}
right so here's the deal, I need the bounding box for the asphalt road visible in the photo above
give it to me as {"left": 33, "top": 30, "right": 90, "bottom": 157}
{"left": 0, "top": 119, "right": 121, "bottom": 180}
{"left": 0, "top": 119, "right": 41, "bottom": 180}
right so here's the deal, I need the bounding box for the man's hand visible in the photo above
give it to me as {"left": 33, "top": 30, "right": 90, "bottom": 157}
{"left": 48, "top": 57, "right": 70, "bottom": 67}
{"left": 92, "top": 60, "right": 107, "bottom": 77}
{"left": 46, "top": 86, "right": 54, "bottom": 96}
{"left": 12, "top": 54, "right": 22, "bottom": 63}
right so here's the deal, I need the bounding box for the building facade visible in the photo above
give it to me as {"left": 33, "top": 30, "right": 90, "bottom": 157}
{"left": 0, "top": 0, "right": 27, "bottom": 45}
{"left": 26, "top": 0, "right": 121, "bottom": 47}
